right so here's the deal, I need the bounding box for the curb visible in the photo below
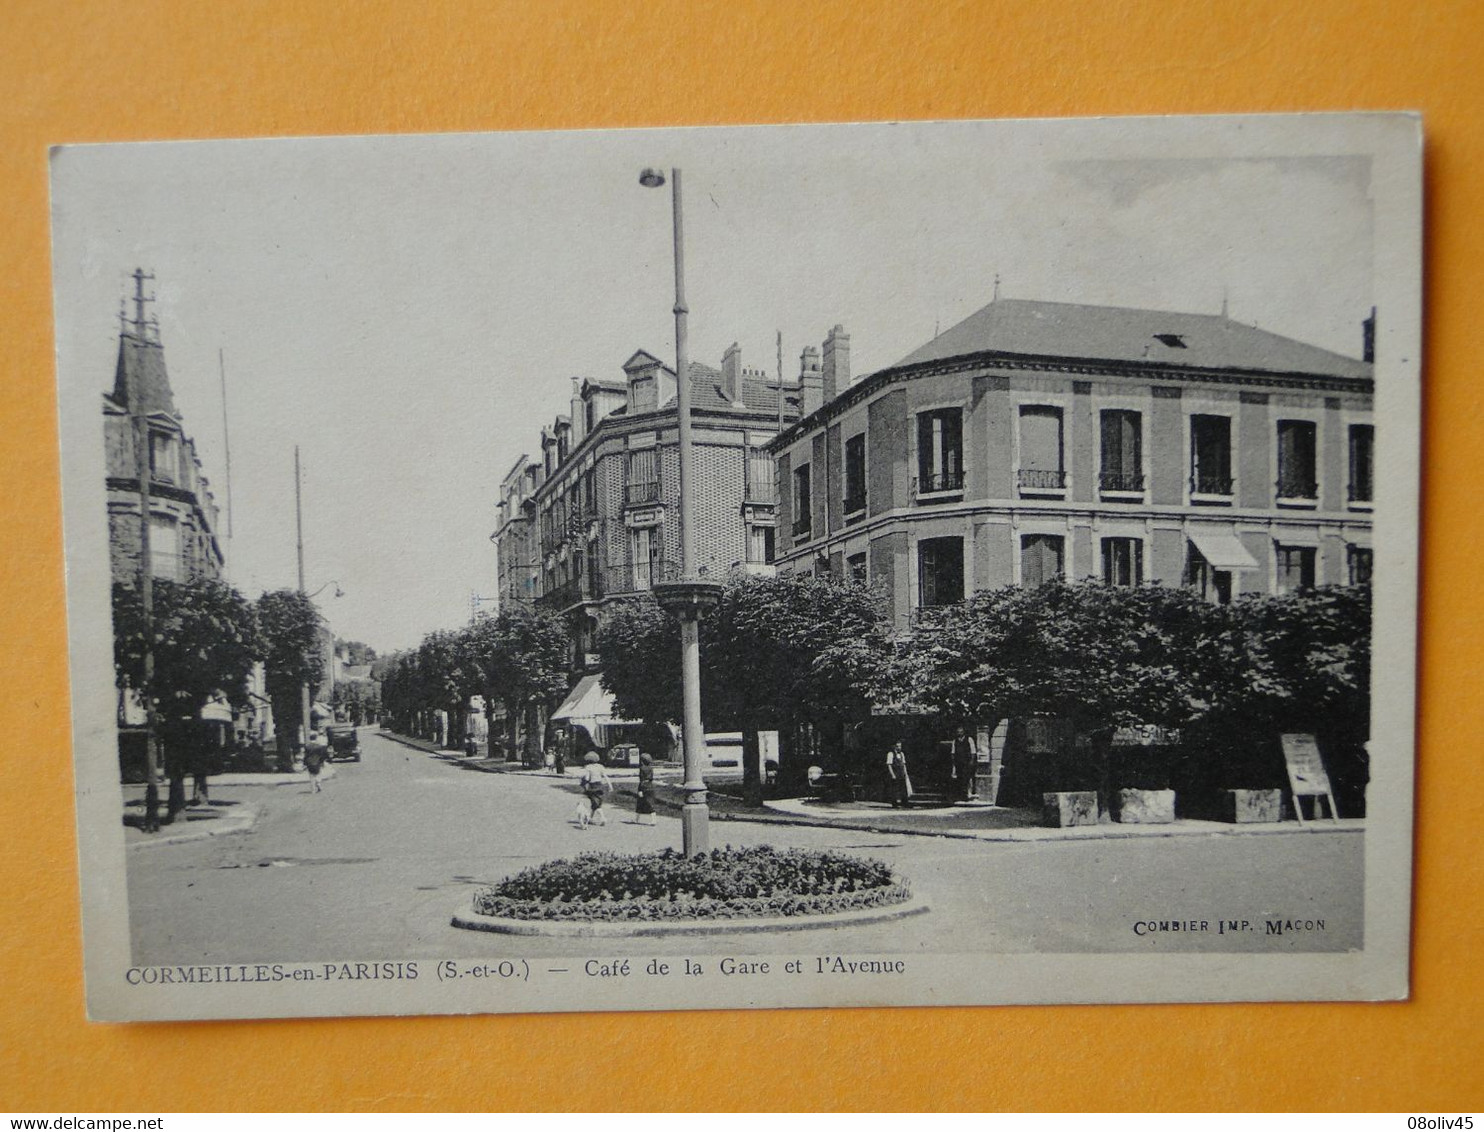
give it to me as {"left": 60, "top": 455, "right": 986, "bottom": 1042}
{"left": 451, "top": 893, "right": 931, "bottom": 938}
{"left": 127, "top": 803, "right": 260, "bottom": 849}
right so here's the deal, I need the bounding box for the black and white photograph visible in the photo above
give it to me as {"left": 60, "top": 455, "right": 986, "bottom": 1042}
{"left": 50, "top": 113, "right": 1421, "bottom": 1021}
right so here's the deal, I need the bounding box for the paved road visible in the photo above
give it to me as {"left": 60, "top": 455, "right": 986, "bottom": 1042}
{"left": 127, "top": 729, "right": 1364, "bottom": 964}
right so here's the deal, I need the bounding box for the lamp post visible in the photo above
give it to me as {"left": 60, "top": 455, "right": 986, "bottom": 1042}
{"left": 640, "top": 166, "right": 722, "bottom": 856}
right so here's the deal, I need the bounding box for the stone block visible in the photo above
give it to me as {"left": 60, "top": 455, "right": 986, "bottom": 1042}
{"left": 1223, "top": 788, "right": 1283, "bottom": 823}
{"left": 1117, "top": 788, "right": 1176, "bottom": 824}
{"left": 1042, "top": 791, "right": 1099, "bottom": 828}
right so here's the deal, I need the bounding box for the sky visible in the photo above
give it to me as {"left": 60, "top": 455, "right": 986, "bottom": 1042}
{"left": 49, "top": 118, "right": 1376, "bottom": 652}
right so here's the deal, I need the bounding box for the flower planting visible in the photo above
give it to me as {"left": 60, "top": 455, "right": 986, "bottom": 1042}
{"left": 472, "top": 845, "right": 911, "bottom": 923}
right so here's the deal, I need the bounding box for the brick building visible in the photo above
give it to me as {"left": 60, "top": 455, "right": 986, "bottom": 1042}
{"left": 768, "top": 297, "right": 1374, "bottom": 628}
{"left": 103, "top": 304, "right": 224, "bottom": 589}
{"left": 492, "top": 335, "right": 824, "bottom": 753}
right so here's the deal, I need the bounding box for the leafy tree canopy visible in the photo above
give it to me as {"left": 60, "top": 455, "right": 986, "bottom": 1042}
{"left": 112, "top": 578, "right": 262, "bottom": 720}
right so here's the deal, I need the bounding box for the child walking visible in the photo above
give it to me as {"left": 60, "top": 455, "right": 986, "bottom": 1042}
{"left": 578, "top": 751, "right": 611, "bottom": 827}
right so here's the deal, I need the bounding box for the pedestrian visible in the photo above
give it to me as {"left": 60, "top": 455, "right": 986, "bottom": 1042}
{"left": 553, "top": 732, "right": 567, "bottom": 776}
{"left": 189, "top": 745, "right": 211, "bottom": 807}
{"left": 886, "top": 740, "right": 912, "bottom": 809}
{"left": 951, "top": 726, "right": 978, "bottom": 802}
{"left": 634, "top": 751, "right": 657, "bottom": 826}
{"left": 304, "top": 740, "right": 325, "bottom": 794}
{"left": 577, "top": 751, "right": 611, "bottom": 827}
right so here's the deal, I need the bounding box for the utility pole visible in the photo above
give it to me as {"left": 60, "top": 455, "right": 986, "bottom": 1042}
{"left": 776, "top": 329, "right": 784, "bottom": 431}
{"left": 127, "top": 268, "right": 162, "bottom": 832}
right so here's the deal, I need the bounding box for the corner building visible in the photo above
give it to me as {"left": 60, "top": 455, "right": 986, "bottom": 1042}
{"left": 767, "top": 297, "right": 1374, "bottom": 624}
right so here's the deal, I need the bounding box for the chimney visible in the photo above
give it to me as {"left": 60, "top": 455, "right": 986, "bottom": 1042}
{"left": 822, "top": 324, "right": 850, "bottom": 402}
{"left": 1363, "top": 307, "right": 1376, "bottom": 363}
{"left": 799, "top": 344, "right": 823, "bottom": 416}
{"left": 721, "top": 342, "right": 743, "bottom": 407}
{"left": 569, "top": 377, "right": 584, "bottom": 443}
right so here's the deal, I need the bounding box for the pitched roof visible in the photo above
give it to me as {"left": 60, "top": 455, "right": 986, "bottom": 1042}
{"left": 895, "top": 297, "right": 1371, "bottom": 380}
{"left": 108, "top": 332, "right": 179, "bottom": 417}
{"left": 660, "top": 361, "right": 800, "bottom": 417}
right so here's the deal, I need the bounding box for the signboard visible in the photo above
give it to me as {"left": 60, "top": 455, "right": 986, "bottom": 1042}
{"left": 1280, "top": 732, "right": 1340, "bottom": 823}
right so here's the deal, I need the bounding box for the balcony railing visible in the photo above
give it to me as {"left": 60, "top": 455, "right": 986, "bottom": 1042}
{"left": 625, "top": 480, "right": 661, "bottom": 506}
{"left": 1191, "top": 473, "right": 1234, "bottom": 496}
{"left": 602, "top": 558, "right": 682, "bottom": 596}
{"left": 843, "top": 492, "right": 867, "bottom": 516}
{"left": 1098, "top": 470, "right": 1145, "bottom": 494}
{"left": 915, "top": 470, "right": 964, "bottom": 495}
{"left": 1275, "top": 475, "right": 1318, "bottom": 500}
{"left": 535, "top": 577, "right": 587, "bottom": 612}
{"left": 1017, "top": 468, "right": 1066, "bottom": 491}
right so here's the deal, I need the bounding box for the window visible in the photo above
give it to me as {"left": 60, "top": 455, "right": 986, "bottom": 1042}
{"left": 1348, "top": 546, "right": 1373, "bottom": 586}
{"left": 792, "top": 463, "right": 812, "bottom": 537}
{"left": 1020, "top": 534, "right": 1064, "bottom": 587}
{"left": 1190, "top": 415, "right": 1233, "bottom": 498}
{"left": 745, "top": 447, "right": 775, "bottom": 503}
{"left": 1276, "top": 419, "right": 1318, "bottom": 500}
{"left": 747, "top": 525, "right": 775, "bottom": 565}
{"left": 582, "top": 468, "right": 597, "bottom": 517}
{"left": 843, "top": 433, "right": 867, "bottom": 515}
{"left": 149, "top": 433, "right": 177, "bottom": 484}
{"left": 584, "top": 396, "right": 597, "bottom": 435}
{"left": 1101, "top": 537, "right": 1144, "bottom": 586}
{"left": 625, "top": 449, "right": 659, "bottom": 505}
{"left": 1276, "top": 544, "right": 1316, "bottom": 593}
{"left": 629, "top": 527, "right": 661, "bottom": 590}
{"left": 1153, "top": 333, "right": 1187, "bottom": 349}
{"left": 1018, "top": 406, "right": 1065, "bottom": 492}
{"left": 916, "top": 408, "right": 963, "bottom": 494}
{"left": 1186, "top": 551, "right": 1233, "bottom": 605}
{"left": 1349, "top": 424, "right": 1374, "bottom": 504}
{"left": 918, "top": 537, "right": 964, "bottom": 607}
{"left": 848, "top": 552, "right": 868, "bottom": 585}
{"left": 1099, "top": 409, "right": 1144, "bottom": 494}
{"left": 631, "top": 375, "right": 656, "bottom": 414}
{"left": 147, "top": 516, "right": 177, "bottom": 580}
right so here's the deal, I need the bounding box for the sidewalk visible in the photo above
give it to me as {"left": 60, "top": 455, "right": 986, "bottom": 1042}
{"left": 382, "top": 730, "right": 641, "bottom": 781}
{"left": 120, "top": 765, "right": 335, "bottom": 848}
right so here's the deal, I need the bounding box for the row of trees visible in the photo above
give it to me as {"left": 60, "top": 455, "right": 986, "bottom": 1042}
{"left": 593, "top": 575, "right": 1371, "bottom": 810}
{"left": 376, "top": 574, "right": 1370, "bottom": 812}
{"left": 377, "top": 606, "right": 570, "bottom": 761}
{"left": 113, "top": 581, "right": 328, "bottom": 801}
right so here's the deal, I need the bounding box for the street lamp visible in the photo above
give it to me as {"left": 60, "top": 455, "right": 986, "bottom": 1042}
{"left": 640, "top": 166, "right": 722, "bottom": 856}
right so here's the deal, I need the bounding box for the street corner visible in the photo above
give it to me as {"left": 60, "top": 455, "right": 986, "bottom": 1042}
{"left": 124, "top": 798, "right": 261, "bottom": 849}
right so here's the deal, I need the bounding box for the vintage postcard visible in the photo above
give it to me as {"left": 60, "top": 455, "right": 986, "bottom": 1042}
{"left": 51, "top": 113, "right": 1421, "bottom": 1022}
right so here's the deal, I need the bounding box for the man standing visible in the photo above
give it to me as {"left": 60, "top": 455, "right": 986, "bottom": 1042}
{"left": 951, "top": 726, "right": 978, "bottom": 802}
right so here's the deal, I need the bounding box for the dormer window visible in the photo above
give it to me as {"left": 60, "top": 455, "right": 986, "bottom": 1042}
{"left": 631, "top": 374, "right": 656, "bottom": 414}
{"left": 1153, "top": 333, "right": 1187, "bottom": 348}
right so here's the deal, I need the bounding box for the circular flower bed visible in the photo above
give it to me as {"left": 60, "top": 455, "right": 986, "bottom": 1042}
{"left": 473, "top": 846, "right": 912, "bottom": 923}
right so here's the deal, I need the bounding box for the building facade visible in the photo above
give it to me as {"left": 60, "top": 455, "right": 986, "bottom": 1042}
{"left": 768, "top": 298, "right": 1375, "bottom": 628}
{"left": 103, "top": 312, "right": 225, "bottom": 588}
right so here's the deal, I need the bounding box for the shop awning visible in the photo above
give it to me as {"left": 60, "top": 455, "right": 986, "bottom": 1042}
{"left": 551, "top": 674, "right": 617, "bottom": 726}
{"left": 199, "top": 699, "right": 234, "bottom": 723}
{"left": 1188, "top": 529, "right": 1260, "bottom": 572}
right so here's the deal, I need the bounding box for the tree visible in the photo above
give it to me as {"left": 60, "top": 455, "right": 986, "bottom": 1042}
{"left": 597, "top": 574, "right": 896, "bottom": 800}
{"left": 256, "top": 589, "right": 327, "bottom": 763}
{"left": 466, "top": 607, "right": 570, "bottom": 764}
{"left": 113, "top": 577, "right": 261, "bottom": 815}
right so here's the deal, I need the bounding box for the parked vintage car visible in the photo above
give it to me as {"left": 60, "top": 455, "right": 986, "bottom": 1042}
{"left": 325, "top": 723, "right": 361, "bottom": 762}
{"left": 605, "top": 742, "right": 640, "bottom": 767}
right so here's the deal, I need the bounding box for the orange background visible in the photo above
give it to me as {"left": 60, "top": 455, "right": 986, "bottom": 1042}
{"left": 1, "top": 0, "right": 1479, "bottom": 1113}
